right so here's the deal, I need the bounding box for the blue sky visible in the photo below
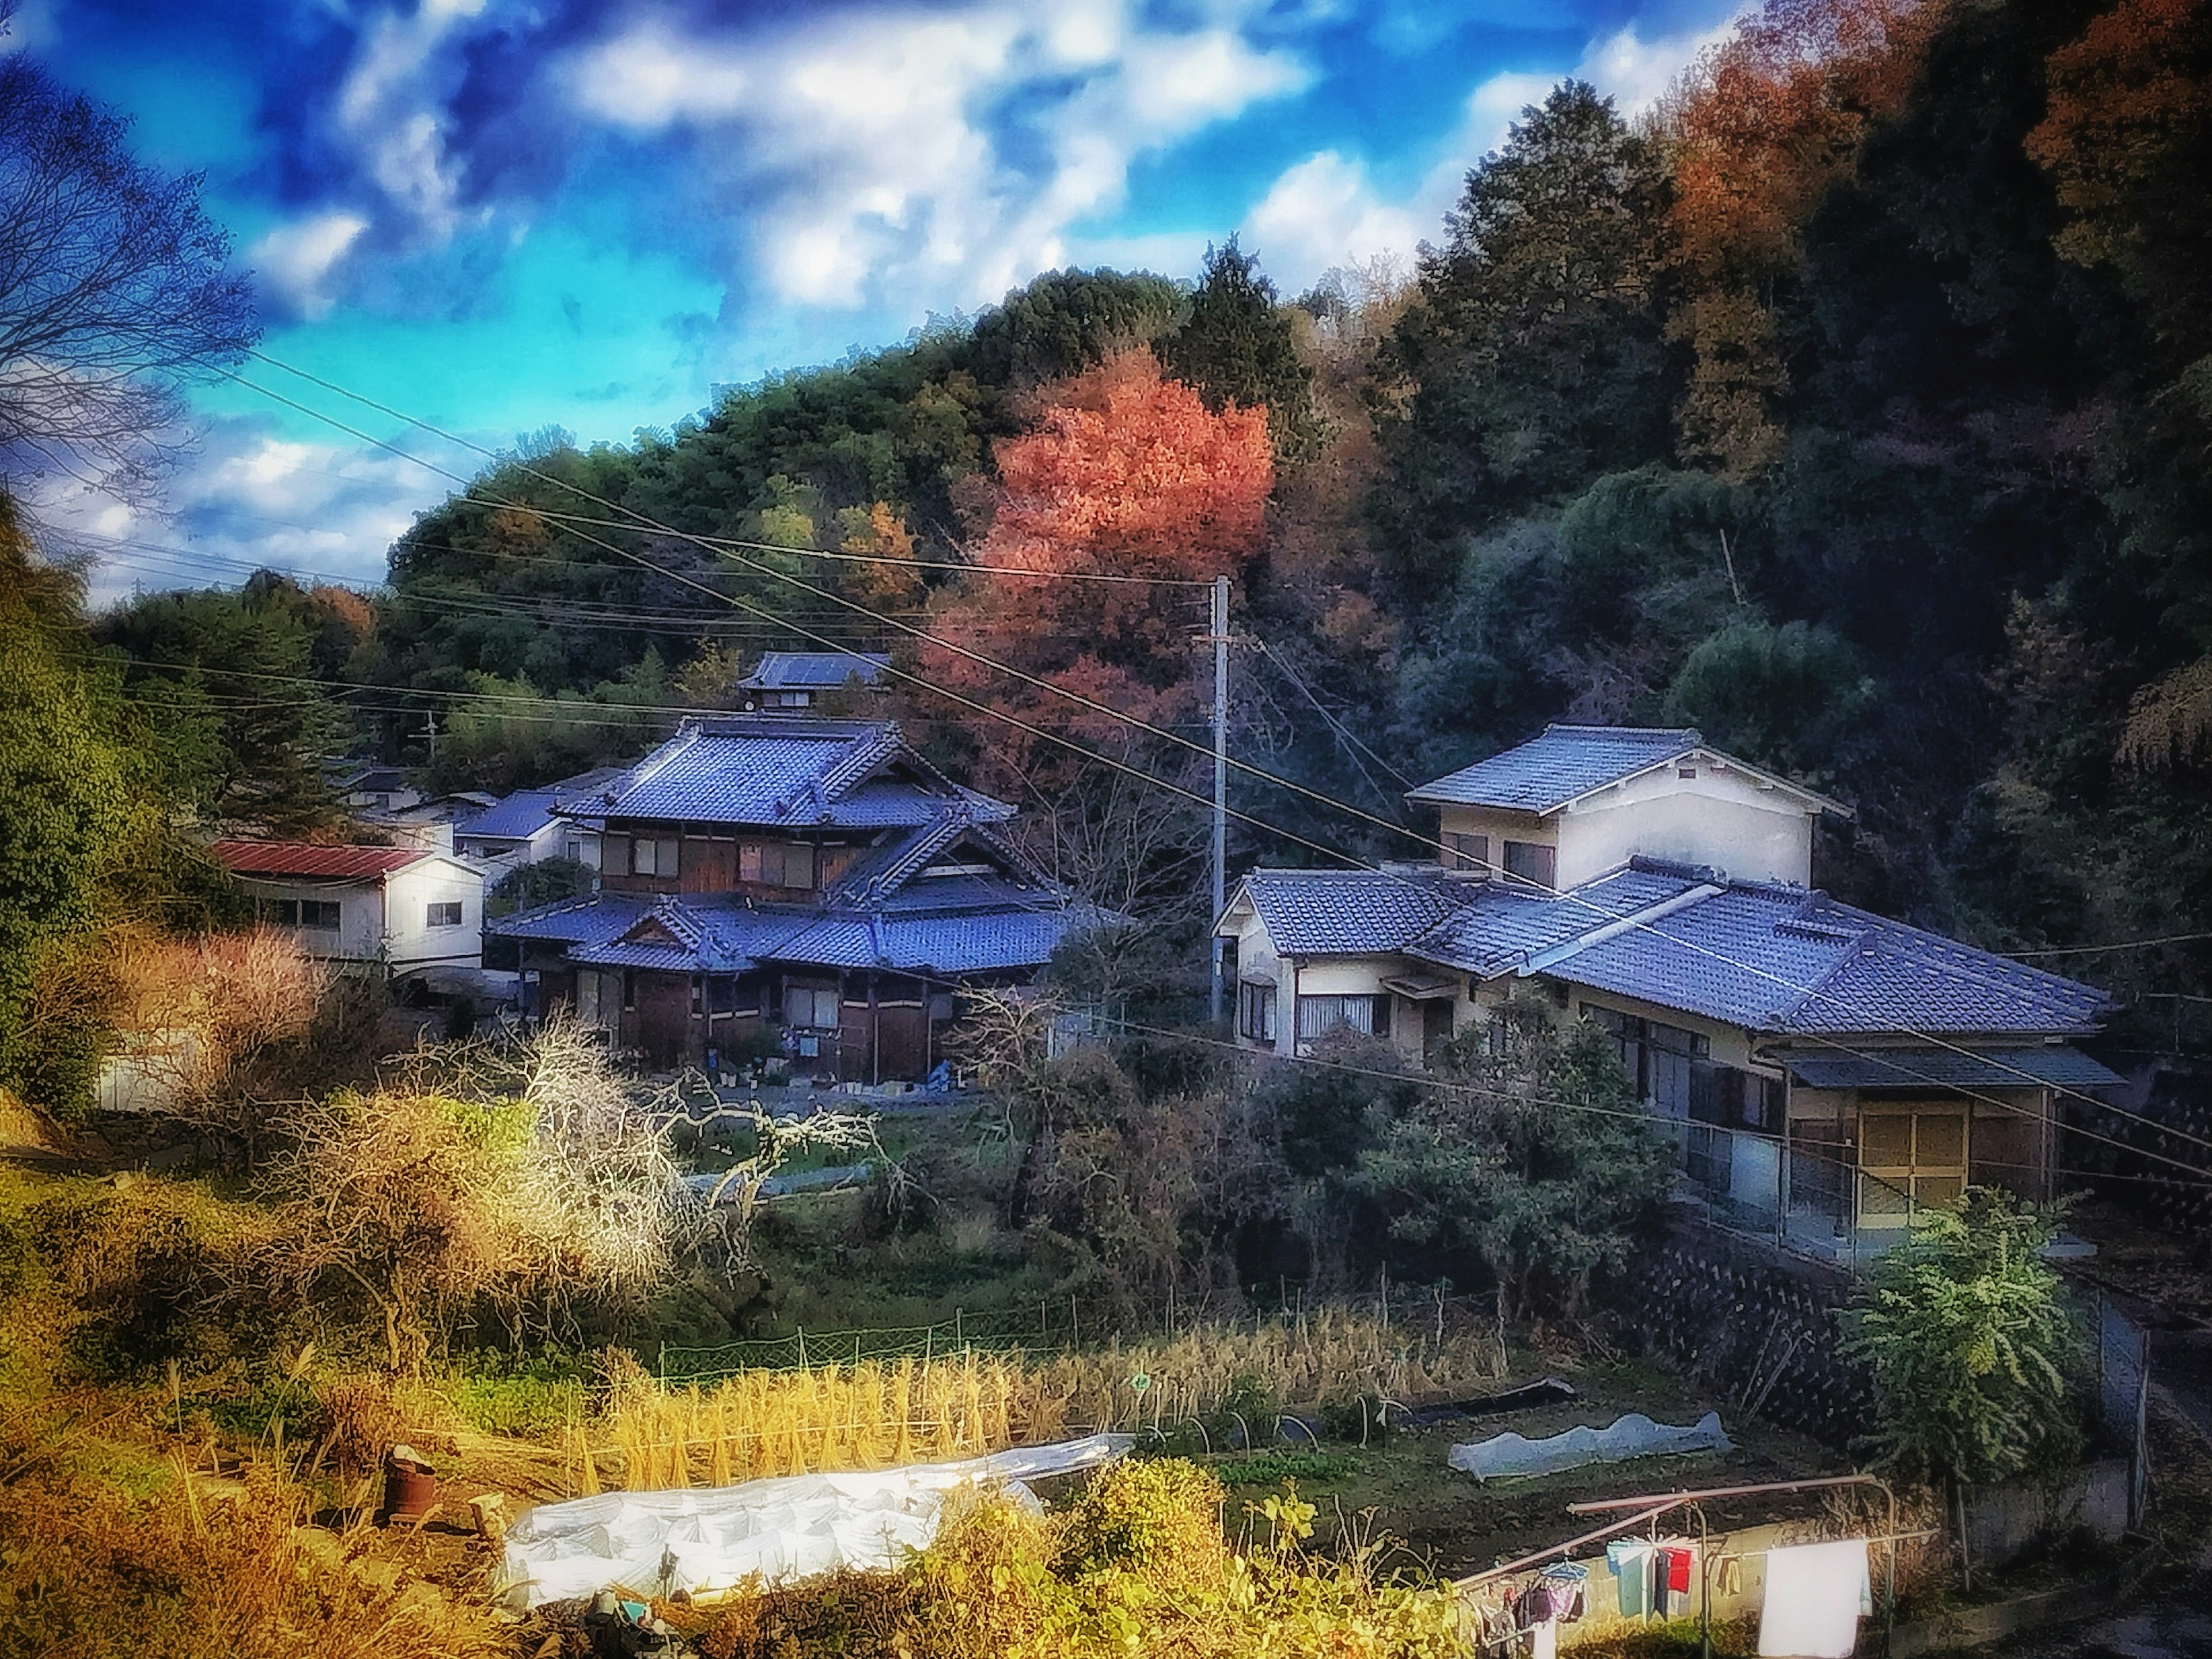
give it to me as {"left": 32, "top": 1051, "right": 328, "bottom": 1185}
{"left": 5, "top": 0, "right": 1741, "bottom": 600}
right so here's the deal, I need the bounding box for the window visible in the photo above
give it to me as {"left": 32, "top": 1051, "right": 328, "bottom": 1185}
{"left": 691, "top": 976, "right": 704, "bottom": 1017}
{"left": 784, "top": 986, "right": 841, "bottom": 1028}
{"left": 1295, "top": 994, "right": 1390, "bottom": 1042}
{"left": 1586, "top": 1006, "right": 1709, "bottom": 1112}
{"left": 1237, "top": 982, "right": 1278, "bottom": 1042}
{"left": 622, "top": 969, "right": 637, "bottom": 1012}
{"left": 269, "top": 897, "right": 340, "bottom": 929}
{"left": 741, "top": 841, "right": 816, "bottom": 889}
{"left": 1446, "top": 832, "right": 1490, "bottom": 872}
{"left": 426, "top": 900, "right": 464, "bottom": 928}
{"left": 578, "top": 969, "right": 602, "bottom": 1025}
{"left": 1502, "top": 839, "right": 1556, "bottom": 889}
{"left": 631, "top": 836, "right": 681, "bottom": 877}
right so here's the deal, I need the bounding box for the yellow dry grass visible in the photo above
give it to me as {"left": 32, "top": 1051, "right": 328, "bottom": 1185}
{"left": 590, "top": 1351, "right": 1022, "bottom": 1488}
{"left": 591, "top": 1308, "right": 1501, "bottom": 1491}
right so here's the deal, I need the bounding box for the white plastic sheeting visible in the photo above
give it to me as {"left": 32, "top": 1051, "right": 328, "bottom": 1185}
{"left": 497, "top": 1433, "right": 1134, "bottom": 1608}
{"left": 1448, "top": 1411, "right": 1733, "bottom": 1482}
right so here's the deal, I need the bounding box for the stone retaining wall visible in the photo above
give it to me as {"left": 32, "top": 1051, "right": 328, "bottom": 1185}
{"left": 1625, "top": 1211, "right": 1874, "bottom": 1447}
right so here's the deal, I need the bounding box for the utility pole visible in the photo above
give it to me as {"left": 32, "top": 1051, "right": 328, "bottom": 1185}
{"left": 418, "top": 711, "right": 438, "bottom": 767}
{"left": 1210, "top": 573, "right": 1229, "bottom": 1025}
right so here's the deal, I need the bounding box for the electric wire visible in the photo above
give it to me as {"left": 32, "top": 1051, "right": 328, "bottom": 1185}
{"left": 1099, "top": 1017, "right": 2212, "bottom": 1194}
{"left": 219, "top": 358, "right": 2212, "bottom": 1179}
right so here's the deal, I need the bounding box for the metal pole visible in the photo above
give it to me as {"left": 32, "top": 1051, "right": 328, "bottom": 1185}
{"left": 1209, "top": 572, "right": 1229, "bottom": 1025}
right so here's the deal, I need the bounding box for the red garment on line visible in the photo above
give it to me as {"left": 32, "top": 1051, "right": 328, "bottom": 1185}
{"left": 1665, "top": 1548, "right": 1693, "bottom": 1593}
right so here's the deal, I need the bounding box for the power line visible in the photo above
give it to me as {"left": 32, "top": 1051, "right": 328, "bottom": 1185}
{"left": 248, "top": 355, "right": 1213, "bottom": 589}
{"left": 217, "top": 359, "right": 2212, "bottom": 1179}
{"left": 1100, "top": 1017, "right": 2212, "bottom": 1194}
{"left": 2012, "top": 930, "right": 2212, "bottom": 959}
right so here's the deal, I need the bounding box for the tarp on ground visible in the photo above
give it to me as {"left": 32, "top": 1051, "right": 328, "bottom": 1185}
{"left": 1448, "top": 1411, "right": 1732, "bottom": 1482}
{"left": 496, "top": 1433, "right": 1133, "bottom": 1608}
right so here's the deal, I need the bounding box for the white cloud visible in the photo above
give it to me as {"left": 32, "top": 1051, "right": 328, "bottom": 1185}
{"left": 21, "top": 417, "right": 469, "bottom": 608}
{"left": 1239, "top": 9, "right": 1743, "bottom": 294}
{"left": 562, "top": 2, "right": 1309, "bottom": 311}
{"left": 569, "top": 26, "right": 752, "bottom": 130}
{"left": 1580, "top": 17, "right": 1740, "bottom": 114}
{"left": 249, "top": 211, "right": 371, "bottom": 320}
{"left": 335, "top": 0, "right": 493, "bottom": 242}
{"left": 1243, "top": 153, "right": 1427, "bottom": 290}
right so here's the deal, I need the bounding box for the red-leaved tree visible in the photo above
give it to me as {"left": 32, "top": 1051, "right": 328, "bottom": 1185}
{"left": 922, "top": 351, "right": 1272, "bottom": 801}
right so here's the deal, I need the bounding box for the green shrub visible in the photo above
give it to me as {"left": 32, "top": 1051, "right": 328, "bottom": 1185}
{"left": 1840, "top": 1187, "right": 2083, "bottom": 1488}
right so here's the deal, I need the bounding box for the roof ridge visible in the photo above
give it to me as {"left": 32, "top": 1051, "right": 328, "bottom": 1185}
{"left": 1544, "top": 723, "right": 1702, "bottom": 741}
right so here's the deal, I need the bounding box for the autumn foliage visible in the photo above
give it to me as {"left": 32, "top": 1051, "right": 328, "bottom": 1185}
{"left": 922, "top": 351, "right": 1272, "bottom": 793}
{"left": 1665, "top": 0, "right": 1938, "bottom": 471}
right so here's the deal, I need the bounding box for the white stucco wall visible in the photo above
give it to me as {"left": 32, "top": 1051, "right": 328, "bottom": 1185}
{"left": 1218, "top": 899, "right": 1293, "bottom": 1056}
{"left": 237, "top": 876, "right": 388, "bottom": 961}
{"left": 1555, "top": 761, "right": 1817, "bottom": 887}
{"left": 384, "top": 859, "right": 485, "bottom": 971}
{"left": 1434, "top": 807, "right": 1552, "bottom": 851}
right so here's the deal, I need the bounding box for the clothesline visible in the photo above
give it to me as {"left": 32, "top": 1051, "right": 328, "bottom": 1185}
{"left": 1711, "top": 1527, "right": 1941, "bottom": 1564}
{"left": 1456, "top": 1503, "right": 1679, "bottom": 1588}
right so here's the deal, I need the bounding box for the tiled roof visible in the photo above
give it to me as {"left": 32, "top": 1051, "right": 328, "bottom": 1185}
{"left": 1406, "top": 726, "right": 1703, "bottom": 811}
{"left": 213, "top": 840, "right": 429, "bottom": 879}
{"left": 1233, "top": 867, "right": 1477, "bottom": 956}
{"left": 739, "top": 651, "right": 891, "bottom": 690}
{"left": 1780, "top": 1046, "right": 2124, "bottom": 1090}
{"left": 1230, "top": 852, "right": 2110, "bottom": 1040}
{"left": 493, "top": 891, "right": 650, "bottom": 946}
{"left": 1536, "top": 880, "right": 2112, "bottom": 1037}
{"left": 582, "top": 716, "right": 1009, "bottom": 829}
{"left": 491, "top": 877, "right": 1097, "bottom": 978}
{"left": 454, "top": 789, "right": 562, "bottom": 842}
{"left": 1408, "top": 865, "right": 1702, "bottom": 978}
{"left": 827, "top": 815, "right": 1042, "bottom": 905}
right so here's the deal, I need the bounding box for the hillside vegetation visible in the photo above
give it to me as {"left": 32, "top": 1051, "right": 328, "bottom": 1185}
{"left": 139, "top": 0, "right": 2193, "bottom": 1031}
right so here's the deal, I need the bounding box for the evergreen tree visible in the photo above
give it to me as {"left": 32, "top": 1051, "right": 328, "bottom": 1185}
{"left": 1160, "top": 238, "right": 1314, "bottom": 456}
{"left": 1375, "top": 81, "right": 1671, "bottom": 606}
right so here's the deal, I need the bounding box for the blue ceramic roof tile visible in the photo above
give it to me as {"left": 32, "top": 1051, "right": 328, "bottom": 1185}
{"left": 494, "top": 891, "right": 652, "bottom": 946}
{"left": 1781, "top": 1046, "right": 2124, "bottom": 1090}
{"left": 1407, "top": 726, "right": 1703, "bottom": 811}
{"left": 1236, "top": 868, "right": 1477, "bottom": 956}
{"left": 1773, "top": 912, "right": 2113, "bottom": 1035}
{"left": 1231, "top": 853, "right": 2109, "bottom": 1040}
{"left": 491, "top": 877, "right": 1096, "bottom": 978}
{"left": 739, "top": 651, "right": 890, "bottom": 691}
{"left": 1408, "top": 865, "right": 1700, "bottom": 976}
{"left": 1533, "top": 884, "right": 2111, "bottom": 1036}
{"left": 584, "top": 717, "right": 1012, "bottom": 830}
{"left": 454, "top": 789, "right": 562, "bottom": 842}
{"left": 1549, "top": 883, "right": 1861, "bottom": 1028}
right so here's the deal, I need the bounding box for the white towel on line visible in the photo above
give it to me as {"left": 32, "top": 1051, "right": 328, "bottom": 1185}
{"left": 1757, "top": 1538, "right": 1872, "bottom": 1659}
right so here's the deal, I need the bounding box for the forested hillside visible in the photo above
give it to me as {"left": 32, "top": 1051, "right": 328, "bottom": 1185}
{"left": 276, "top": 0, "right": 2209, "bottom": 1021}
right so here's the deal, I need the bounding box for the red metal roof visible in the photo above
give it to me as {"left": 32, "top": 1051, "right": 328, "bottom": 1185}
{"left": 211, "top": 840, "right": 427, "bottom": 879}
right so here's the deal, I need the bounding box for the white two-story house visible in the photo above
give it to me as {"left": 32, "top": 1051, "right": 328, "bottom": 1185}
{"left": 1216, "top": 726, "right": 2119, "bottom": 1260}
{"left": 213, "top": 841, "right": 485, "bottom": 980}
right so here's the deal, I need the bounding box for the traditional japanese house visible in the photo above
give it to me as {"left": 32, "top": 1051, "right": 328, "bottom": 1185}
{"left": 491, "top": 715, "right": 1097, "bottom": 1078}
{"left": 1216, "top": 726, "right": 2120, "bottom": 1260}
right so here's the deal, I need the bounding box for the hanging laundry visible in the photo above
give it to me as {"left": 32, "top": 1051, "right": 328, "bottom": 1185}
{"left": 1647, "top": 1544, "right": 1698, "bottom": 1615}
{"left": 1606, "top": 1537, "right": 1655, "bottom": 1618}
{"left": 1758, "top": 1539, "right": 1872, "bottom": 1659}
{"left": 1539, "top": 1562, "right": 1590, "bottom": 1624}
{"left": 1530, "top": 1613, "right": 1558, "bottom": 1659}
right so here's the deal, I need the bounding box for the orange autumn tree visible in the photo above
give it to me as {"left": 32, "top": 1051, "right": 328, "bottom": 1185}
{"left": 923, "top": 351, "right": 1272, "bottom": 801}
{"left": 2027, "top": 0, "right": 2212, "bottom": 343}
{"left": 1664, "top": 0, "right": 1939, "bottom": 472}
